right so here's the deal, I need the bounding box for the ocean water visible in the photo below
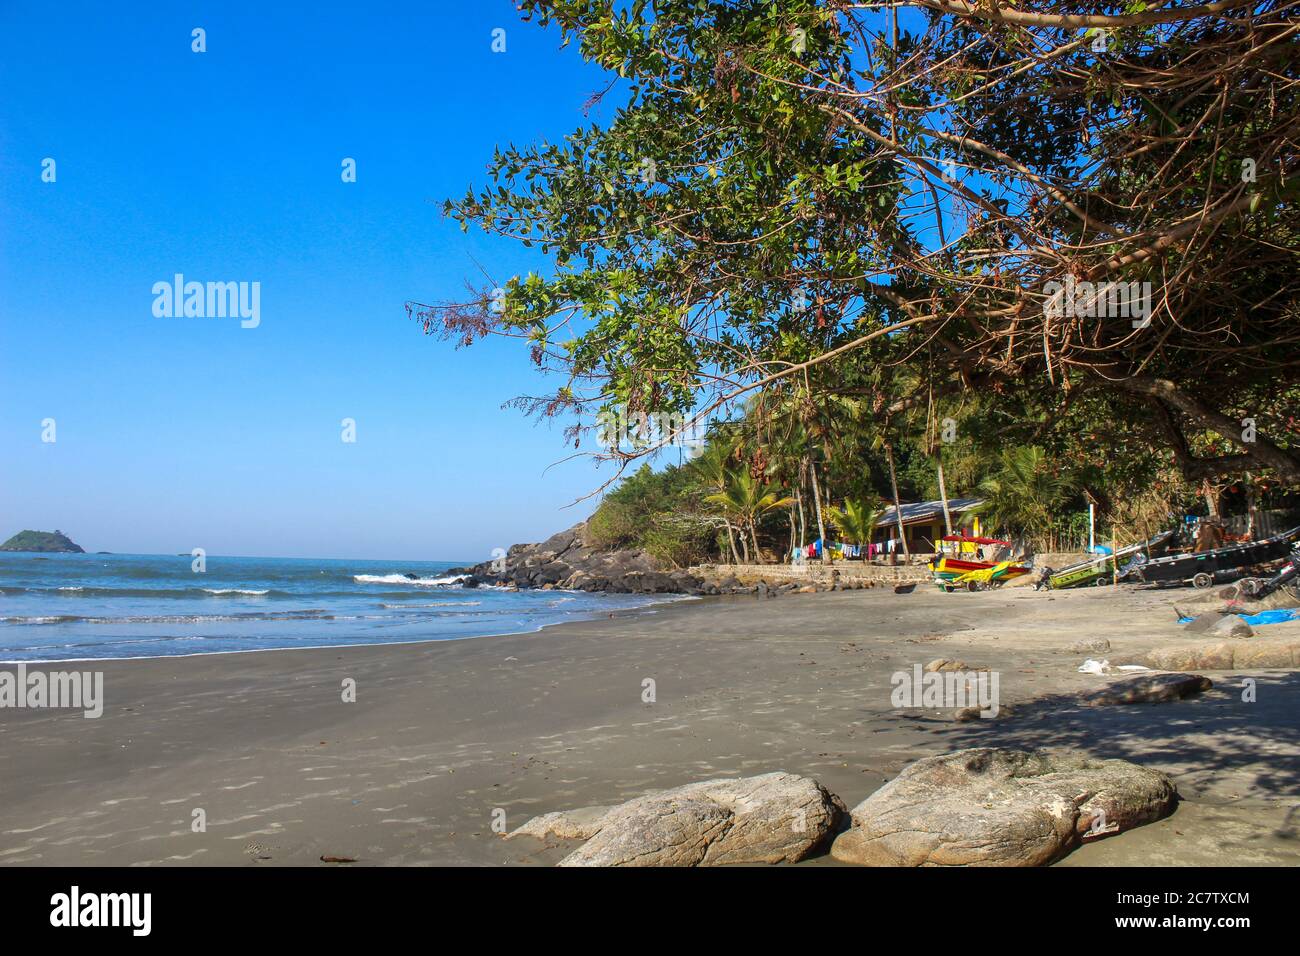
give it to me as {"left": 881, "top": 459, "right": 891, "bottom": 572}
{"left": 0, "top": 553, "right": 681, "bottom": 662}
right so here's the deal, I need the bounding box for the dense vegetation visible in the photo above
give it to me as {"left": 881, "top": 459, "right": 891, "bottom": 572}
{"left": 413, "top": 1, "right": 1300, "bottom": 564}
{"left": 577, "top": 396, "right": 1296, "bottom": 566}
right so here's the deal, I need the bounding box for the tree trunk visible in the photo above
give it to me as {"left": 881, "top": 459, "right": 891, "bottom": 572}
{"left": 796, "top": 482, "right": 807, "bottom": 547}
{"left": 1119, "top": 376, "right": 1300, "bottom": 481}
{"left": 936, "top": 456, "right": 953, "bottom": 535}
{"left": 810, "top": 462, "right": 830, "bottom": 565}
{"left": 1245, "top": 473, "right": 1257, "bottom": 539}
{"left": 788, "top": 505, "right": 797, "bottom": 562}
{"left": 750, "top": 521, "right": 763, "bottom": 565}
{"left": 724, "top": 519, "right": 742, "bottom": 565}
{"left": 1202, "top": 479, "right": 1220, "bottom": 518}
{"left": 885, "top": 442, "right": 911, "bottom": 561}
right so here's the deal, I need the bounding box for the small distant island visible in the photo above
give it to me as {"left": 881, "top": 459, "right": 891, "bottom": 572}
{"left": 0, "top": 529, "right": 85, "bottom": 553}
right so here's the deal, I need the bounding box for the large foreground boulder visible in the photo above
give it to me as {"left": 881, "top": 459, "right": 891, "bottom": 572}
{"left": 831, "top": 749, "right": 1176, "bottom": 867}
{"left": 511, "top": 772, "right": 846, "bottom": 866}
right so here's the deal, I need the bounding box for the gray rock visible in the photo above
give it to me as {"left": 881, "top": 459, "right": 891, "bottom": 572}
{"left": 449, "top": 521, "right": 685, "bottom": 595}
{"left": 533, "top": 772, "right": 846, "bottom": 867}
{"left": 1208, "top": 615, "right": 1254, "bottom": 640}
{"left": 924, "top": 658, "right": 977, "bottom": 673}
{"left": 1070, "top": 638, "right": 1111, "bottom": 654}
{"left": 1083, "top": 672, "right": 1212, "bottom": 706}
{"left": 1183, "top": 611, "right": 1229, "bottom": 633}
{"left": 831, "top": 749, "right": 1176, "bottom": 867}
{"left": 953, "top": 703, "right": 1015, "bottom": 722}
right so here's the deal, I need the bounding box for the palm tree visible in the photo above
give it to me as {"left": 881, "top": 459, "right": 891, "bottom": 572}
{"left": 824, "top": 498, "right": 882, "bottom": 554}
{"left": 690, "top": 439, "right": 743, "bottom": 564}
{"left": 756, "top": 385, "right": 829, "bottom": 563}
{"left": 705, "top": 468, "right": 793, "bottom": 564}
{"left": 974, "top": 446, "right": 1075, "bottom": 549}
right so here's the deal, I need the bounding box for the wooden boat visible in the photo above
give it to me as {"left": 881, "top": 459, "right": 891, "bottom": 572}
{"left": 1046, "top": 531, "right": 1175, "bottom": 590}
{"left": 941, "top": 560, "right": 1029, "bottom": 592}
{"left": 929, "top": 535, "right": 1027, "bottom": 582}
{"left": 1117, "top": 525, "right": 1300, "bottom": 589}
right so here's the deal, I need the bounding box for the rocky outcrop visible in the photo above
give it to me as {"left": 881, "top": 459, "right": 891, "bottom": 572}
{"left": 510, "top": 772, "right": 847, "bottom": 867}
{"left": 830, "top": 749, "right": 1176, "bottom": 867}
{"left": 448, "top": 522, "right": 697, "bottom": 594}
{"left": 448, "top": 521, "right": 824, "bottom": 596}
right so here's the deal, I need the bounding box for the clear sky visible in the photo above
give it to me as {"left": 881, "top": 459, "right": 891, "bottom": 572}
{"left": 0, "top": 1, "right": 634, "bottom": 561}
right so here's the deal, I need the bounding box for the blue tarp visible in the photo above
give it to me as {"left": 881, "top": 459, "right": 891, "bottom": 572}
{"left": 1238, "top": 608, "right": 1300, "bottom": 626}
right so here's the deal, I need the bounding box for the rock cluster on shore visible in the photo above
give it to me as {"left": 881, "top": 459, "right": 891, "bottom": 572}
{"left": 509, "top": 750, "right": 1177, "bottom": 867}
{"left": 447, "top": 521, "right": 866, "bottom": 596}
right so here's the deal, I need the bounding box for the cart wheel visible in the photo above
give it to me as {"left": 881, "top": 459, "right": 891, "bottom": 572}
{"left": 966, "top": 581, "right": 981, "bottom": 592}
{"left": 1094, "top": 576, "right": 1112, "bottom": 587}
{"left": 1242, "top": 578, "right": 1264, "bottom": 597}
{"left": 1192, "top": 572, "right": 1213, "bottom": 589}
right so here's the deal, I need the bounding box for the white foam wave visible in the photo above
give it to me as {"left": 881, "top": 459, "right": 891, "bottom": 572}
{"left": 379, "top": 601, "right": 482, "bottom": 608}
{"left": 353, "top": 573, "right": 467, "bottom": 586}
{"left": 202, "top": 588, "right": 271, "bottom": 595}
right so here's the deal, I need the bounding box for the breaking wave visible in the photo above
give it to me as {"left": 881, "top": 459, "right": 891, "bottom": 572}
{"left": 353, "top": 573, "right": 467, "bottom": 586}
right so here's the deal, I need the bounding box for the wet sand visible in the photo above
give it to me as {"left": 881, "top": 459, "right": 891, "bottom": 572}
{"left": 1, "top": 585, "right": 1297, "bottom": 866}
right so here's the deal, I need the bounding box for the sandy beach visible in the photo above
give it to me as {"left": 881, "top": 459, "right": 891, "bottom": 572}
{"left": 1, "top": 584, "right": 1296, "bottom": 867}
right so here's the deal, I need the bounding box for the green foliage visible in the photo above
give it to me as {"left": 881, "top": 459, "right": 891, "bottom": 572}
{"left": 425, "top": 0, "right": 1300, "bottom": 506}
{"left": 587, "top": 463, "right": 716, "bottom": 565}
{"left": 974, "top": 447, "right": 1077, "bottom": 543}
{"left": 587, "top": 463, "right": 694, "bottom": 549}
{"left": 641, "top": 523, "right": 706, "bottom": 568}
{"left": 824, "top": 498, "right": 881, "bottom": 546}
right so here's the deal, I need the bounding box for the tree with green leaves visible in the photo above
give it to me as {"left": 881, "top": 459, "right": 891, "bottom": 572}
{"left": 824, "top": 498, "right": 882, "bottom": 552}
{"left": 705, "top": 468, "right": 794, "bottom": 564}
{"left": 411, "top": 0, "right": 1300, "bottom": 528}
{"left": 689, "top": 439, "right": 744, "bottom": 563}
{"left": 974, "top": 446, "right": 1078, "bottom": 551}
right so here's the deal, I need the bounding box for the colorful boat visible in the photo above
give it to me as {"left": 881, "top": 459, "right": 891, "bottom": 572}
{"left": 1046, "top": 531, "right": 1175, "bottom": 590}
{"left": 928, "top": 535, "right": 1027, "bottom": 582}
{"left": 941, "top": 560, "right": 1029, "bottom": 591}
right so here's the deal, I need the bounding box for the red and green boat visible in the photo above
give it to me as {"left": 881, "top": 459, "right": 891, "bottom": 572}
{"left": 928, "top": 535, "right": 1030, "bottom": 582}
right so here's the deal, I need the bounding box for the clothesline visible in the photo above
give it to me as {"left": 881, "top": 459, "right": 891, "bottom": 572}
{"left": 796, "top": 538, "right": 913, "bottom": 560}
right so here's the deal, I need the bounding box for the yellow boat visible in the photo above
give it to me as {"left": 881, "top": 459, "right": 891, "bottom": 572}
{"left": 940, "top": 560, "right": 1028, "bottom": 592}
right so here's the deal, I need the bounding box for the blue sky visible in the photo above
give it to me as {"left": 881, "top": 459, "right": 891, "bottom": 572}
{"left": 0, "top": 1, "right": 635, "bottom": 561}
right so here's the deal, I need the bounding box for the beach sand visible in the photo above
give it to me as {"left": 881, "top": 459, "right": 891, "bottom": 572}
{"left": 2, "top": 585, "right": 1297, "bottom": 866}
